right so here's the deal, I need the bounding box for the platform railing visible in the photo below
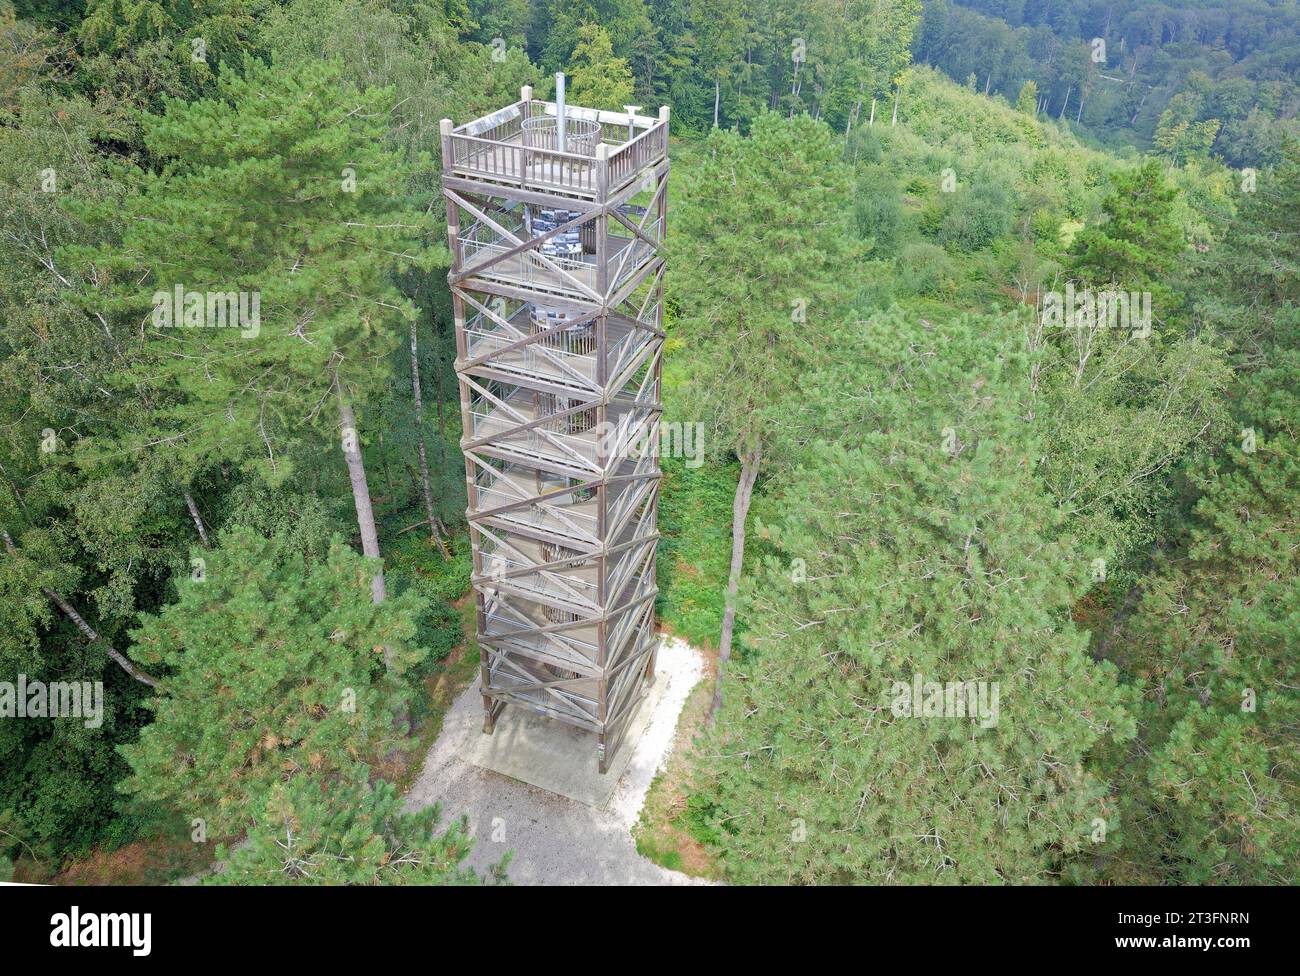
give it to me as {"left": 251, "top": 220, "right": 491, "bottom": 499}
{"left": 471, "top": 483, "right": 599, "bottom": 540}
{"left": 444, "top": 98, "right": 668, "bottom": 199}
{"left": 464, "top": 313, "right": 638, "bottom": 382}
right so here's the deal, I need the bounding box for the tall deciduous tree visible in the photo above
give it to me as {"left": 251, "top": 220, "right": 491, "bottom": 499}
{"left": 689, "top": 0, "right": 746, "bottom": 127}
{"left": 567, "top": 23, "right": 633, "bottom": 110}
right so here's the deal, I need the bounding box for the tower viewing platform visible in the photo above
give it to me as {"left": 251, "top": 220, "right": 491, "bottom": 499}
{"left": 441, "top": 77, "right": 668, "bottom": 773}
{"left": 442, "top": 90, "right": 669, "bottom": 202}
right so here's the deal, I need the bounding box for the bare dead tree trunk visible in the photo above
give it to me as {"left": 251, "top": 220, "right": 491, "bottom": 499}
{"left": 707, "top": 439, "right": 762, "bottom": 726}
{"left": 411, "top": 321, "right": 450, "bottom": 559}
{"left": 713, "top": 78, "right": 721, "bottom": 128}
{"left": 869, "top": 97, "right": 877, "bottom": 127}
{"left": 183, "top": 492, "right": 210, "bottom": 548}
{"left": 1130, "top": 88, "right": 1148, "bottom": 124}
{"left": 1, "top": 528, "right": 159, "bottom": 687}
{"left": 891, "top": 86, "right": 900, "bottom": 125}
{"left": 1059, "top": 85, "right": 1072, "bottom": 119}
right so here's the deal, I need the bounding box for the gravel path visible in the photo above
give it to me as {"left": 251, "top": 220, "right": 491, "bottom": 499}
{"left": 403, "top": 637, "right": 710, "bottom": 885}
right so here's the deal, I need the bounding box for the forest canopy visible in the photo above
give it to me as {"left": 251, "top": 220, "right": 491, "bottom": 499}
{"left": 0, "top": 0, "right": 1295, "bottom": 887}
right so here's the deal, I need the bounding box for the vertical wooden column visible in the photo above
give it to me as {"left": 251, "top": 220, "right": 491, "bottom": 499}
{"left": 443, "top": 117, "right": 497, "bottom": 732}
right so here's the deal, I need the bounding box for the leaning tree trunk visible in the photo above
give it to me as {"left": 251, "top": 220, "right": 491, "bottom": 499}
{"left": 183, "top": 491, "right": 210, "bottom": 548}
{"left": 410, "top": 321, "right": 450, "bottom": 559}
{"left": 707, "top": 439, "right": 762, "bottom": 726}
{"left": 1, "top": 528, "right": 159, "bottom": 687}
{"left": 336, "top": 386, "right": 388, "bottom": 613}
{"left": 336, "top": 386, "right": 413, "bottom": 735}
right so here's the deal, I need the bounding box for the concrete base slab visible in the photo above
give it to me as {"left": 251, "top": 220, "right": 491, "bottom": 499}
{"left": 461, "top": 677, "right": 666, "bottom": 810}
{"left": 404, "top": 636, "right": 709, "bottom": 883}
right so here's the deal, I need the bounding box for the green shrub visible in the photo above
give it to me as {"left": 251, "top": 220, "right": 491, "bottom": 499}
{"left": 895, "top": 241, "right": 958, "bottom": 297}
{"left": 852, "top": 169, "right": 903, "bottom": 250}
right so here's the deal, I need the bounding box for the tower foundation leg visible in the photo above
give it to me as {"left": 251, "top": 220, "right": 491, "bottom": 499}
{"left": 483, "top": 696, "right": 505, "bottom": 735}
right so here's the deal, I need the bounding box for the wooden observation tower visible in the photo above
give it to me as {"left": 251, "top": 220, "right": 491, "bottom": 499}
{"left": 439, "top": 76, "right": 669, "bottom": 772}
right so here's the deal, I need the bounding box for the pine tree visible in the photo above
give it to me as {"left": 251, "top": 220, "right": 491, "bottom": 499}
{"left": 75, "top": 56, "right": 431, "bottom": 631}
{"left": 207, "top": 768, "right": 504, "bottom": 885}
{"left": 1075, "top": 144, "right": 1300, "bottom": 884}
{"left": 118, "top": 528, "right": 426, "bottom": 837}
{"left": 703, "top": 309, "right": 1134, "bottom": 884}
{"left": 1069, "top": 160, "right": 1184, "bottom": 317}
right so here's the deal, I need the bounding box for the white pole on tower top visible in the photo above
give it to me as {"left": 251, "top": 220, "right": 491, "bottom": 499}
{"left": 624, "top": 105, "right": 642, "bottom": 143}
{"left": 555, "top": 72, "right": 567, "bottom": 153}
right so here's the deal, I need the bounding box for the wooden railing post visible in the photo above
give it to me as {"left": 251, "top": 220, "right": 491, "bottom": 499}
{"left": 439, "top": 116, "right": 454, "bottom": 174}
{"left": 596, "top": 143, "right": 610, "bottom": 301}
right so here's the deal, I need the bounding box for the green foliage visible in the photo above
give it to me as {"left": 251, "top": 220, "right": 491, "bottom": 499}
{"left": 118, "top": 528, "right": 426, "bottom": 837}
{"left": 653, "top": 456, "right": 735, "bottom": 648}
{"left": 851, "top": 168, "right": 903, "bottom": 251}
{"left": 669, "top": 112, "right": 861, "bottom": 461}
{"left": 75, "top": 0, "right": 257, "bottom": 107}
{"left": 567, "top": 23, "right": 632, "bottom": 110}
{"left": 912, "top": 0, "right": 1300, "bottom": 168}
{"left": 894, "top": 241, "right": 957, "bottom": 298}
{"left": 1072, "top": 144, "right": 1300, "bottom": 885}
{"left": 4, "top": 0, "right": 1296, "bottom": 888}
{"left": 79, "top": 0, "right": 252, "bottom": 55}
{"left": 208, "top": 767, "right": 501, "bottom": 885}
{"left": 704, "top": 309, "right": 1134, "bottom": 884}
{"left": 387, "top": 557, "right": 465, "bottom": 726}
{"left": 75, "top": 55, "right": 430, "bottom": 486}
{"left": 1015, "top": 80, "right": 1037, "bottom": 115}
{"left": 1154, "top": 114, "right": 1222, "bottom": 169}
{"left": 1070, "top": 160, "right": 1184, "bottom": 296}
{"left": 257, "top": 0, "right": 537, "bottom": 140}
{"left": 1036, "top": 330, "right": 1232, "bottom": 567}
{"left": 935, "top": 180, "right": 1014, "bottom": 252}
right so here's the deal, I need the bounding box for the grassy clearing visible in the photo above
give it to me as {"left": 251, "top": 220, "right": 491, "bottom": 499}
{"left": 382, "top": 593, "right": 482, "bottom": 795}
{"left": 635, "top": 454, "right": 735, "bottom": 880}
{"left": 633, "top": 674, "right": 722, "bottom": 880}
{"left": 654, "top": 456, "right": 736, "bottom": 650}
